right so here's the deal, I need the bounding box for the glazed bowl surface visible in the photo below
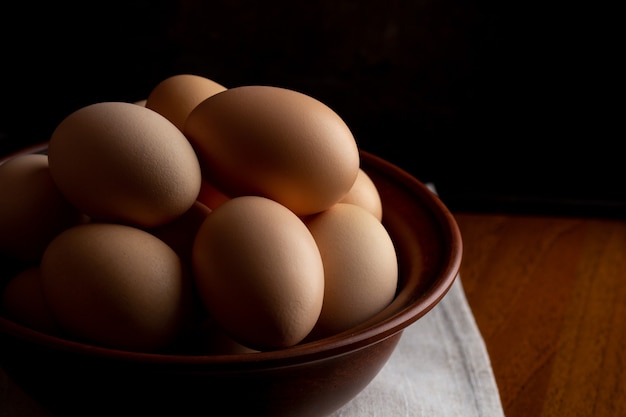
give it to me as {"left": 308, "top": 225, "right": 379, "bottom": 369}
{"left": 0, "top": 143, "right": 462, "bottom": 417}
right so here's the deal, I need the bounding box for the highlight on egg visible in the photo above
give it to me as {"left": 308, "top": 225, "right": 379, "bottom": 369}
{"left": 304, "top": 203, "right": 398, "bottom": 340}
{"left": 183, "top": 85, "right": 361, "bottom": 216}
{"left": 191, "top": 195, "right": 325, "bottom": 351}
{"left": 47, "top": 101, "right": 202, "bottom": 229}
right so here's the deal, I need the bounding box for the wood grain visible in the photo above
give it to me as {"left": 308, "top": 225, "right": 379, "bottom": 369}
{"left": 453, "top": 213, "right": 626, "bottom": 417}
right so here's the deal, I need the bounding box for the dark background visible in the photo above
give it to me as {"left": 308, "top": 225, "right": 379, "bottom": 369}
{"left": 0, "top": 1, "right": 621, "bottom": 216}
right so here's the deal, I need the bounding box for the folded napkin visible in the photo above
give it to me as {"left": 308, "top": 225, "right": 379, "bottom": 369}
{"left": 329, "top": 277, "right": 505, "bottom": 417}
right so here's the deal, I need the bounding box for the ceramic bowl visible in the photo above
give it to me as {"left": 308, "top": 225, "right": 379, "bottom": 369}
{"left": 0, "top": 143, "right": 462, "bottom": 417}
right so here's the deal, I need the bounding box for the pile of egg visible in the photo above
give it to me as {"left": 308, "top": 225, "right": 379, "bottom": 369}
{"left": 0, "top": 74, "right": 399, "bottom": 354}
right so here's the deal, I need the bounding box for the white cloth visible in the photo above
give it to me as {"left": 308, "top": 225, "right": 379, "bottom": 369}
{"left": 329, "top": 277, "right": 505, "bottom": 417}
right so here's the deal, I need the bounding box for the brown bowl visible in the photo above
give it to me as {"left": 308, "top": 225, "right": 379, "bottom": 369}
{"left": 0, "top": 143, "right": 462, "bottom": 417}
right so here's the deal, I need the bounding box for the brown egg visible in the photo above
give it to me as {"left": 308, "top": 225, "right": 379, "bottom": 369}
{"left": 147, "top": 200, "right": 211, "bottom": 265}
{"left": 184, "top": 85, "right": 360, "bottom": 216}
{"left": 0, "top": 154, "right": 85, "bottom": 263}
{"left": 40, "top": 223, "right": 194, "bottom": 352}
{"left": 339, "top": 168, "right": 383, "bottom": 221}
{"left": 146, "top": 74, "right": 227, "bottom": 131}
{"left": 192, "top": 196, "right": 325, "bottom": 351}
{"left": 48, "top": 102, "right": 202, "bottom": 228}
{"left": 304, "top": 203, "right": 398, "bottom": 339}
{"left": 1, "top": 266, "right": 59, "bottom": 334}
{"left": 146, "top": 201, "right": 212, "bottom": 332}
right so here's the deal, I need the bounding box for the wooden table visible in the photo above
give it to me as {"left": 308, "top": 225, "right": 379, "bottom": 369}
{"left": 453, "top": 212, "right": 626, "bottom": 417}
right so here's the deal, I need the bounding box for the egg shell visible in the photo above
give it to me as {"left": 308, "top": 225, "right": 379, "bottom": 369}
{"left": 0, "top": 154, "right": 86, "bottom": 263}
{"left": 339, "top": 168, "right": 383, "bottom": 221}
{"left": 183, "top": 85, "right": 360, "bottom": 215}
{"left": 304, "top": 203, "right": 398, "bottom": 339}
{"left": 192, "top": 196, "right": 325, "bottom": 351}
{"left": 146, "top": 74, "right": 227, "bottom": 131}
{"left": 47, "top": 101, "right": 202, "bottom": 228}
{"left": 1, "top": 266, "right": 59, "bottom": 335}
{"left": 147, "top": 200, "right": 211, "bottom": 265}
{"left": 40, "top": 222, "right": 194, "bottom": 352}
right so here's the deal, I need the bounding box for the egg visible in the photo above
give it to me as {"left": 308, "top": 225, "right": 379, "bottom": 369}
{"left": 147, "top": 200, "right": 211, "bottom": 265}
{"left": 1, "top": 266, "right": 58, "bottom": 334}
{"left": 304, "top": 203, "right": 398, "bottom": 339}
{"left": 146, "top": 74, "right": 227, "bottom": 131}
{"left": 0, "top": 153, "right": 85, "bottom": 263}
{"left": 192, "top": 196, "right": 325, "bottom": 350}
{"left": 339, "top": 168, "right": 383, "bottom": 221}
{"left": 40, "top": 222, "right": 194, "bottom": 352}
{"left": 47, "top": 102, "right": 202, "bottom": 228}
{"left": 183, "top": 85, "right": 360, "bottom": 216}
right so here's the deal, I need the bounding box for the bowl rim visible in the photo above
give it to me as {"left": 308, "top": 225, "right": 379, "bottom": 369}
{"left": 0, "top": 142, "right": 462, "bottom": 367}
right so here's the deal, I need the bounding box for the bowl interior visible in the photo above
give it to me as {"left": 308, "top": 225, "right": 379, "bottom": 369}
{"left": 0, "top": 143, "right": 462, "bottom": 365}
